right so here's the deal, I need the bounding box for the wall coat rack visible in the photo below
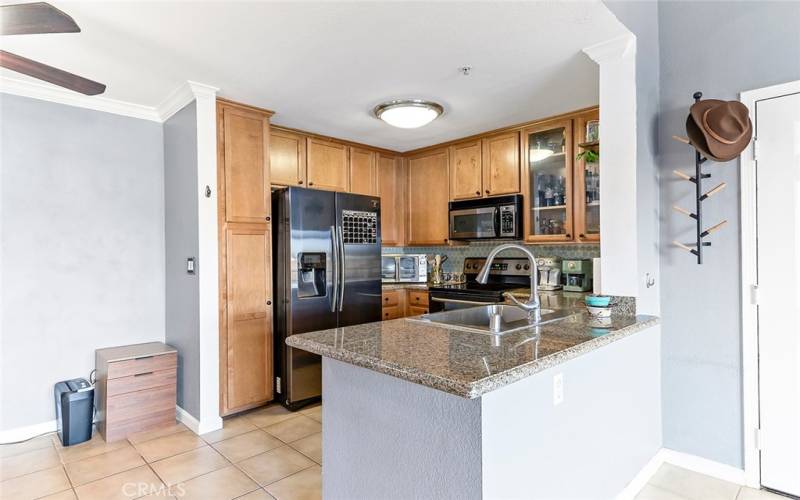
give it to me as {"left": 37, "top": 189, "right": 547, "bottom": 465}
{"left": 672, "top": 91, "right": 728, "bottom": 264}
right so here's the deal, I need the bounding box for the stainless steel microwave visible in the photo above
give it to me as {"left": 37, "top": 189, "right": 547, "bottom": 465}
{"left": 449, "top": 194, "right": 523, "bottom": 240}
{"left": 382, "top": 254, "right": 427, "bottom": 283}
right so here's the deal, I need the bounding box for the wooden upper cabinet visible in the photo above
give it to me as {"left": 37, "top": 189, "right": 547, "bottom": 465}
{"left": 219, "top": 103, "right": 271, "bottom": 223}
{"left": 349, "top": 147, "right": 378, "bottom": 196}
{"left": 269, "top": 129, "right": 306, "bottom": 187}
{"left": 573, "top": 109, "right": 600, "bottom": 242}
{"left": 306, "top": 138, "right": 348, "bottom": 191}
{"left": 407, "top": 149, "right": 449, "bottom": 246}
{"left": 449, "top": 140, "right": 483, "bottom": 200}
{"left": 378, "top": 154, "right": 404, "bottom": 246}
{"left": 482, "top": 131, "right": 520, "bottom": 197}
{"left": 224, "top": 225, "right": 273, "bottom": 412}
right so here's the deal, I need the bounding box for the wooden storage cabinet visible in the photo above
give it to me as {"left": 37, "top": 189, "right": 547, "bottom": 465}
{"left": 378, "top": 154, "right": 404, "bottom": 246}
{"left": 407, "top": 149, "right": 449, "bottom": 245}
{"left": 573, "top": 109, "right": 601, "bottom": 242}
{"left": 449, "top": 140, "right": 483, "bottom": 200}
{"left": 217, "top": 99, "right": 275, "bottom": 416}
{"left": 306, "top": 138, "right": 348, "bottom": 191}
{"left": 96, "top": 342, "right": 177, "bottom": 442}
{"left": 381, "top": 288, "right": 430, "bottom": 319}
{"left": 269, "top": 129, "right": 306, "bottom": 187}
{"left": 349, "top": 147, "right": 378, "bottom": 196}
{"left": 482, "top": 131, "right": 520, "bottom": 197}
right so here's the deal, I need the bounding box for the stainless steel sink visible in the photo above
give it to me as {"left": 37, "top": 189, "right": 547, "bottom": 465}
{"left": 410, "top": 304, "right": 578, "bottom": 335}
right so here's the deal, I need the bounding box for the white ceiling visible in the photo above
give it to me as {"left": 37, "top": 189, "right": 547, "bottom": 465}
{"left": 1, "top": 1, "right": 629, "bottom": 151}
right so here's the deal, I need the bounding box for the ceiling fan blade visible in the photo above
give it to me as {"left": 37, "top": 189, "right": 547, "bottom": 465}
{"left": 0, "top": 50, "right": 105, "bottom": 95}
{"left": 1, "top": 2, "right": 80, "bottom": 36}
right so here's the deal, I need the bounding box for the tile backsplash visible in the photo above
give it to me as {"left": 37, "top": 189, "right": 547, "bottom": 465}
{"left": 382, "top": 242, "right": 600, "bottom": 273}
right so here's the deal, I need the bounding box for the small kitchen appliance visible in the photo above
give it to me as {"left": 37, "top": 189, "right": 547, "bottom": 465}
{"left": 54, "top": 378, "right": 94, "bottom": 446}
{"left": 448, "top": 194, "right": 523, "bottom": 241}
{"left": 536, "top": 256, "right": 562, "bottom": 291}
{"left": 563, "top": 259, "right": 593, "bottom": 292}
{"left": 381, "top": 254, "right": 427, "bottom": 283}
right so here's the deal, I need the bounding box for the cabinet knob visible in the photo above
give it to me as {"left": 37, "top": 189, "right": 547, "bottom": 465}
{"left": 565, "top": 234, "right": 571, "bottom": 239}
{"left": 444, "top": 238, "right": 448, "bottom": 243}
{"left": 384, "top": 297, "right": 389, "bottom": 302}
{"left": 308, "top": 182, "right": 314, "bottom": 186}
{"left": 266, "top": 300, "right": 272, "bottom": 305}
{"left": 485, "top": 190, "right": 490, "bottom": 194}
{"left": 475, "top": 191, "right": 481, "bottom": 196}
{"left": 579, "top": 233, "right": 585, "bottom": 238}
{"left": 298, "top": 180, "right": 304, "bottom": 185}
{"left": 265, "top": 216, "right": 271, "bottom": 222}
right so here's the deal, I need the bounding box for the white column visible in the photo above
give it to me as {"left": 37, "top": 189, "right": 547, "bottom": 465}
{"left": 583, "top": 34, "right": 639, "bottom": 298}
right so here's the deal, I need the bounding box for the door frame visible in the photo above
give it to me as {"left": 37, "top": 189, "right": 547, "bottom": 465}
{"left": 739, "top": 79, "right": 800, "bottom": 488}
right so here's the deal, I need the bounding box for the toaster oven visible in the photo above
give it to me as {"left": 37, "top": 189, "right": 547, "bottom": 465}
{"left": 382, "top": 254, "right": 427, "bottom": 283}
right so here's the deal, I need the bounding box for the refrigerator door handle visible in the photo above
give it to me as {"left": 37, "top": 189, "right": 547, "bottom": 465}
{"left": 337, "top": 225, "right": 346, "bottom": 312}
{"left": 330, "top": 225, "right": 338, "bottom": 312}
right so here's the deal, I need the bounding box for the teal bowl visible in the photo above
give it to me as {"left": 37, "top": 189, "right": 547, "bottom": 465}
{"left": 585, "top": 295, "right": 611, "bottom": 307}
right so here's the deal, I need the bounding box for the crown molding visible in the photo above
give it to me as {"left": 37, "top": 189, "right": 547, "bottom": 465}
{"left": 0, "top": 75, "right": 161, "bottom": 122}
{"left": 1, "top": 76, "right": 219, "bottom": 123}
{"left": 156, "top": 80, "right": 219, "bottom": 122}
{"left": 583, "top": 33, "right": 636, "bottom": 63}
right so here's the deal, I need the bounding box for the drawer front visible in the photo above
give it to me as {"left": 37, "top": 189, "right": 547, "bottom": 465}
{"left": 382, "top": 290, "right": 400, "bottom": 307}
{"left": 407, "top": 305, "right": 429, "bottom": 316}
{"left": 108, "top": 352, "right": 177, "bottom": 379}
{"left": 104, "top": 408, "right": 175, "bottom": 443}
{"left": 106, "top": 384, "right": 176, "bottom": 425}
{"left": 407, "top": 290, "right": 429, "bottom": 306}
{"left": 107, "top": 368, "right": 176, "bottom": 397}
{"left": 382, "top": 306, "right": 402, "bottom": 321}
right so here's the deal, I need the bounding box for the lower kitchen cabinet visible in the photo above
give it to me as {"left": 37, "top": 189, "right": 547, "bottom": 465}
{"left": 221, "top": 224, "right": 274, "bottom": 414}
{"left": 381, "top": 288, "right": 430, "bottom": 319}
{"left": 407, "top": 149, "right": 449, "bottom": 245}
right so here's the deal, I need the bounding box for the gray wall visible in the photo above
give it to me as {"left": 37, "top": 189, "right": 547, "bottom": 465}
{"left": 657, "top": 1, "right": 800, "bottom": 468}
{"left": 0, "top": 94, "right": 165, "bottom": 431}
{"left": 163, "top": 101, "right": 200, "bottom": 418}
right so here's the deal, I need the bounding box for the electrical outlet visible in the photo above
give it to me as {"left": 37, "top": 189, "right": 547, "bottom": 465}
{"left": 553, "top": 373, "right": 564, "bottom": 406}
{"left": 186, "top": 257, "right": 196, "bottom": 275}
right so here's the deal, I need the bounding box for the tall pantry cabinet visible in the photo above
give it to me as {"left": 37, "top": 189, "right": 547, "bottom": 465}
{"left": 216, "top": 99, "right": 275, "bottom": 416}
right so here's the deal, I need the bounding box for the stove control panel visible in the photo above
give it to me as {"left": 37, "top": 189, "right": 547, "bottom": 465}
{"left": 463, "top": 257, "right": 532, "bottom": 276}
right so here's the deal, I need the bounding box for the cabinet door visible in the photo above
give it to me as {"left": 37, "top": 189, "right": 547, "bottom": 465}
{"left": 221, "top": 105, "right": 270, "bottom": 223}
{"left": 224, "top": 225, "right": 273, "bottom": 412}
{"left": 573, "top": 109, "right": 600, "bottom": 242}
{"left": 522, "top": 119, "right": 574, "bottom": 242}
{"left": 407, "top": 150, "right": 449, "bottom": 246}
{"left": 483, "top": 131, "right": 520, "bottom": 196}
{"left": 306, "top": 138, "right": 348, "bottom": 191}
{"left": 378, "top": 154, "right": 404, "bottom": 246}
{"left": 449, "top": 140, "right": 482, "bottom": 200}
{"left": 349, "top": 147, "right": 378, "bottom": 196}
{"left": 269, "top": 129, "right": 306, "bottom": 187}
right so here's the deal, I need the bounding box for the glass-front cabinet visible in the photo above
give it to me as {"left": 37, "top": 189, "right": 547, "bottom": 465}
{"left": 574, "top": 109, "right": 600, "bottom": 241}
{"left": 522, "top": 119, "right": 574, "bottom": 242}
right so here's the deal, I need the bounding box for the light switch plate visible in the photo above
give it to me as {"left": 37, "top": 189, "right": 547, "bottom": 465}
{"left": 553, "top": 373, "right": 564, "bottom": 406}
{"left": 187, "top": 257, "right": 196, "bottom": 275}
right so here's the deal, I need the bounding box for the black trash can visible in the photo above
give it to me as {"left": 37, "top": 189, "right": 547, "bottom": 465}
{"left": 54, "top": 378, "right": 94, "bottom": 446}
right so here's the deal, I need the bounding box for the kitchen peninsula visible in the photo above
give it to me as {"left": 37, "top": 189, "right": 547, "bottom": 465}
{"left": 287, "top": 307, "right": 661, "bottom": 499}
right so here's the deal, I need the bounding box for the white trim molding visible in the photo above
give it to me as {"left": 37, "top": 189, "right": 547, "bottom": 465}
{"left": 739, "top": 79, "right": 800, "bottom": 489}
{"left": 0, "top": 419, "right": 57, "bottom": 445}
{"left": 583, "top": 32, "right": 639, "bottom": 298}
{"left": 0, "top": 75, "right": 161, "bottom": 121}
{"left": 176, "top": 406, "right": 201, "bottom": 435}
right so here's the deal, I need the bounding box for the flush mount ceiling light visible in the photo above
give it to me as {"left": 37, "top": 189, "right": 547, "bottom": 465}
{"left": 373, "top": 99, "right": 444, "bottom": 129}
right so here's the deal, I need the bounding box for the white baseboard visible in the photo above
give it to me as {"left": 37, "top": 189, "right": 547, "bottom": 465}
{"left": 175, "top": 406, "right": 201, "bottom": 435}
{"left": 616, "top": 448, "right": 747, "bottom": 499}
{"left": 0, "top": 419, "right": 57, "bottom": 445}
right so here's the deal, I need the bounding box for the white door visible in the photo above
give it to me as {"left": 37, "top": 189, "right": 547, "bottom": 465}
{"left": 757, "top": 90, "right": 800, "bottom": 496}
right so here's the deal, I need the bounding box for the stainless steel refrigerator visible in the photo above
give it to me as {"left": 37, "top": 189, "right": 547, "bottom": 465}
{"left": 272, "top": 187, "right": 382, "bottom": 409}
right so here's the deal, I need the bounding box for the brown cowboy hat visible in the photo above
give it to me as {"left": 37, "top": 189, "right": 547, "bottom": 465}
{"left": 686, "top": 99, "right": 752, "bottom": 162}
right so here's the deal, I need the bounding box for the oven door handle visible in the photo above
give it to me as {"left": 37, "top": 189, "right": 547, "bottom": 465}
{"left": 430, "top": 297, "right": 503, "bottom": 306}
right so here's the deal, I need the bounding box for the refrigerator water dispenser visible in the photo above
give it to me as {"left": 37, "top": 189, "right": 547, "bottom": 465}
{"left": 297, "top": 252, "right": 326, "bottom": 298}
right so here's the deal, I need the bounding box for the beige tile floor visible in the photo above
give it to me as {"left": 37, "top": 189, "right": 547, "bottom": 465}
{"left": 0, "top": 404, "right": 321, "bottom": 500}
{"left": 0, "top": 405, "right": 791, "bottom": 500}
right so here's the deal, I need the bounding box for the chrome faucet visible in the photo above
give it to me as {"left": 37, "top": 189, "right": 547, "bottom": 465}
{"left": 476, "top": 243, "right": 541, "bottom": 322}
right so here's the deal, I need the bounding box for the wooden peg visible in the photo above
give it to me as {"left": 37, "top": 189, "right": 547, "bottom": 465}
{"left": 701, "top": 220, "right": 727, "bottom": 237}
{"left": 673, "top": 240, "right": 695, "bottom": 252}
{"left": 700, "top": 182, "right": 726, "bottom": 200}
{"left": 672, "top": 135, "right": 691, "bottom": 145}
{"left": 673, "top": 170, "right": 694, "bottom": 181}
{"left": 672, "top": 205, "right": 695, "bottom": 218}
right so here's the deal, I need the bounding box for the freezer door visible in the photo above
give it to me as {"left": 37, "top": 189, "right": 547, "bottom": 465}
{"left": 335, "top": 192, "right": 382, "bottom": 327}
{"left": 280, "top": 187, "right": 336, "bottom": 405}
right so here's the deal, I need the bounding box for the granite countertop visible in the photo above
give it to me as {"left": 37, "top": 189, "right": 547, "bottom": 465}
{"left": 286, "top": 310, "right": 659, "bottom": 399}
{"left": 382, "top": 283, "right": 429, "bottom": 291}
